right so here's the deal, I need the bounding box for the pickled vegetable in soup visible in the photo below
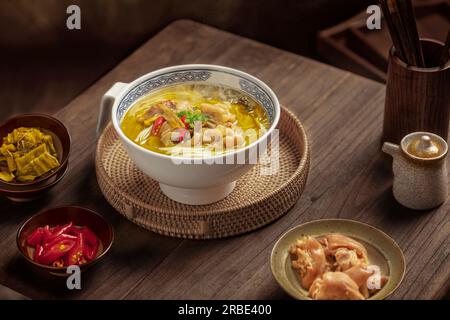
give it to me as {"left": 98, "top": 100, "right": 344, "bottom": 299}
{"left": 121, "top": 84, "right": 269, "bottom": 156}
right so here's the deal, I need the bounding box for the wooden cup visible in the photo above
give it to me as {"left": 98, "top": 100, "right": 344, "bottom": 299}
{"left": 382, "top": 39, "right": 450, "bottom": 144}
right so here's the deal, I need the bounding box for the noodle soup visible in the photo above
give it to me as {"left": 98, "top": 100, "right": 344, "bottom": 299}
{"left": 121, "top": 83, "right": 269, "bottom": 157}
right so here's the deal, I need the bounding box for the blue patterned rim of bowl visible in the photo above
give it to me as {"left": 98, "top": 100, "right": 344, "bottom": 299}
{"left": 116, "top": 67, "right": 276, "bottom": 123}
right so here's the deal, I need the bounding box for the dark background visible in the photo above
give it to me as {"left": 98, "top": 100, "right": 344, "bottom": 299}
{"left": 0, "top": 0, "right": 372, "bottom": 120}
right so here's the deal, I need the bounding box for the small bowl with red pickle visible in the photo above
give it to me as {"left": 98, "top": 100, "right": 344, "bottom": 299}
{"left": 17, "top": 206, "right": 114, "bottom": 276}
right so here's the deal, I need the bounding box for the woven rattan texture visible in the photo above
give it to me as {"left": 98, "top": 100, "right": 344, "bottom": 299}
{"left": 95, "top": 106, "right": 310, "bottom": 239}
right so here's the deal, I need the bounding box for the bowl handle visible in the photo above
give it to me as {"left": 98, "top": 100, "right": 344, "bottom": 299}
{"left": 96, "top": 82, "right": 128, "bottom": 137}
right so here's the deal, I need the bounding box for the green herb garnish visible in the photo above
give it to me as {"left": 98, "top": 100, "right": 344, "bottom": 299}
{"left": 177, "top": 110, "right": 210, "bottom": 129}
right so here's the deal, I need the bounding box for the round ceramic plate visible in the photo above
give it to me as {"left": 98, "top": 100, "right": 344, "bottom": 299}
{"left": 270, "top": 219, "right": 406, "bottom": 300}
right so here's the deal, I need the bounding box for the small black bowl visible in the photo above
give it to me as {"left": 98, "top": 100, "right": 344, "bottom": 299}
{"left": 17, "top": 206, "right": 114, "bottom": 276}
{"left": 0, "top": 113, "right": 71, "bottom": 186}
{"left": 0, "top": 162, "right": 68, "bottom": 202}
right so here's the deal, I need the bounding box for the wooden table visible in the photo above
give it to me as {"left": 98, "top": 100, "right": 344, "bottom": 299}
{"left": 0, "top": 20, "right": 448, "bottom": 300}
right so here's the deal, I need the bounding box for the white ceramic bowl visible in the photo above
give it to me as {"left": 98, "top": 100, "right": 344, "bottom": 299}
{"left": 97, "top": 64, "right": 280, "bottom": 205}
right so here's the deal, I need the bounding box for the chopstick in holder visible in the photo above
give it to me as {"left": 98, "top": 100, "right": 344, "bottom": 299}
{"left": 380, "top": 0, "right": 407, "bottom": 62}
{"left": 380, "top": 0, "right": 425, "bottom": 67}
{"left": 439, "top": 27, "right": 450, "bottom": 69}
{"left": 396, "top": 0, "right": 425, "bottom": 67}
{"left": 388, "top": 0, "right": 419, "bottom": 66}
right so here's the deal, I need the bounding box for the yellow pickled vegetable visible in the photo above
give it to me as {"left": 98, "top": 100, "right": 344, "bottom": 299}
{"left": 0, "top": 127, "right": 60, "bottom": 182}
{"left": 0, "top": 171, "right": 14, "bottom": 182}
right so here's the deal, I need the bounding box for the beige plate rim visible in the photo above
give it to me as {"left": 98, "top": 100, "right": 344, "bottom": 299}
{"left": 270, "top": 218, "right": 406, "bottom": 300}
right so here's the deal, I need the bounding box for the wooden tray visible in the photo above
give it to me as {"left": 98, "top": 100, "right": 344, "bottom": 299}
{"left": 317, "top": 0, "right": 450, "bottom": 82}
{"left": 95, "top": 106, "right": 310, "bottom": 239}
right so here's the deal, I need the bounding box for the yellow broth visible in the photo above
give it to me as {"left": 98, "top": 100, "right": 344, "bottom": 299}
{"left": 121, "top": 83, "right": 269, "bottom": 156}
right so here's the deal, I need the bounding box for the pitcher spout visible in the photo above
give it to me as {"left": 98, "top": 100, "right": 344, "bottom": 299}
{"left": 382, "top": 142, "right": 401, "bottom": 158}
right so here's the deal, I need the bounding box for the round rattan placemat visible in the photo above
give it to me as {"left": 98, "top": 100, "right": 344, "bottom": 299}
{"left": 95, "top": 106, "right": 310, "bottom": 239}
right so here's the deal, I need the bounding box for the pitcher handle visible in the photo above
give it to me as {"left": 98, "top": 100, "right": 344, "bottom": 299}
{"left": 96, "top": 82, "right": 128, "bottom": 137}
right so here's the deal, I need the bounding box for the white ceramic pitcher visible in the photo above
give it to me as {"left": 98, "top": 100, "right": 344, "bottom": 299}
{"left": 382, "top": 132, "right": 448, "bottom": 210}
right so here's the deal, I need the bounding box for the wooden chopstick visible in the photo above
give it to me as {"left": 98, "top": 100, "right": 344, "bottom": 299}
{"left": 439, "top": 27, "right": 450, "bottom": 69}
{"left": 389, "top": 0, "right": 415, "bottom": 64}
{"left": 397, "top": 0, "right": 425, "bottom": 67}
{"left": 380, "top": 0, "right": 407, "bottom": 62}
{"left": 379, "top": 0, "right": 425, "bottom": 67}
